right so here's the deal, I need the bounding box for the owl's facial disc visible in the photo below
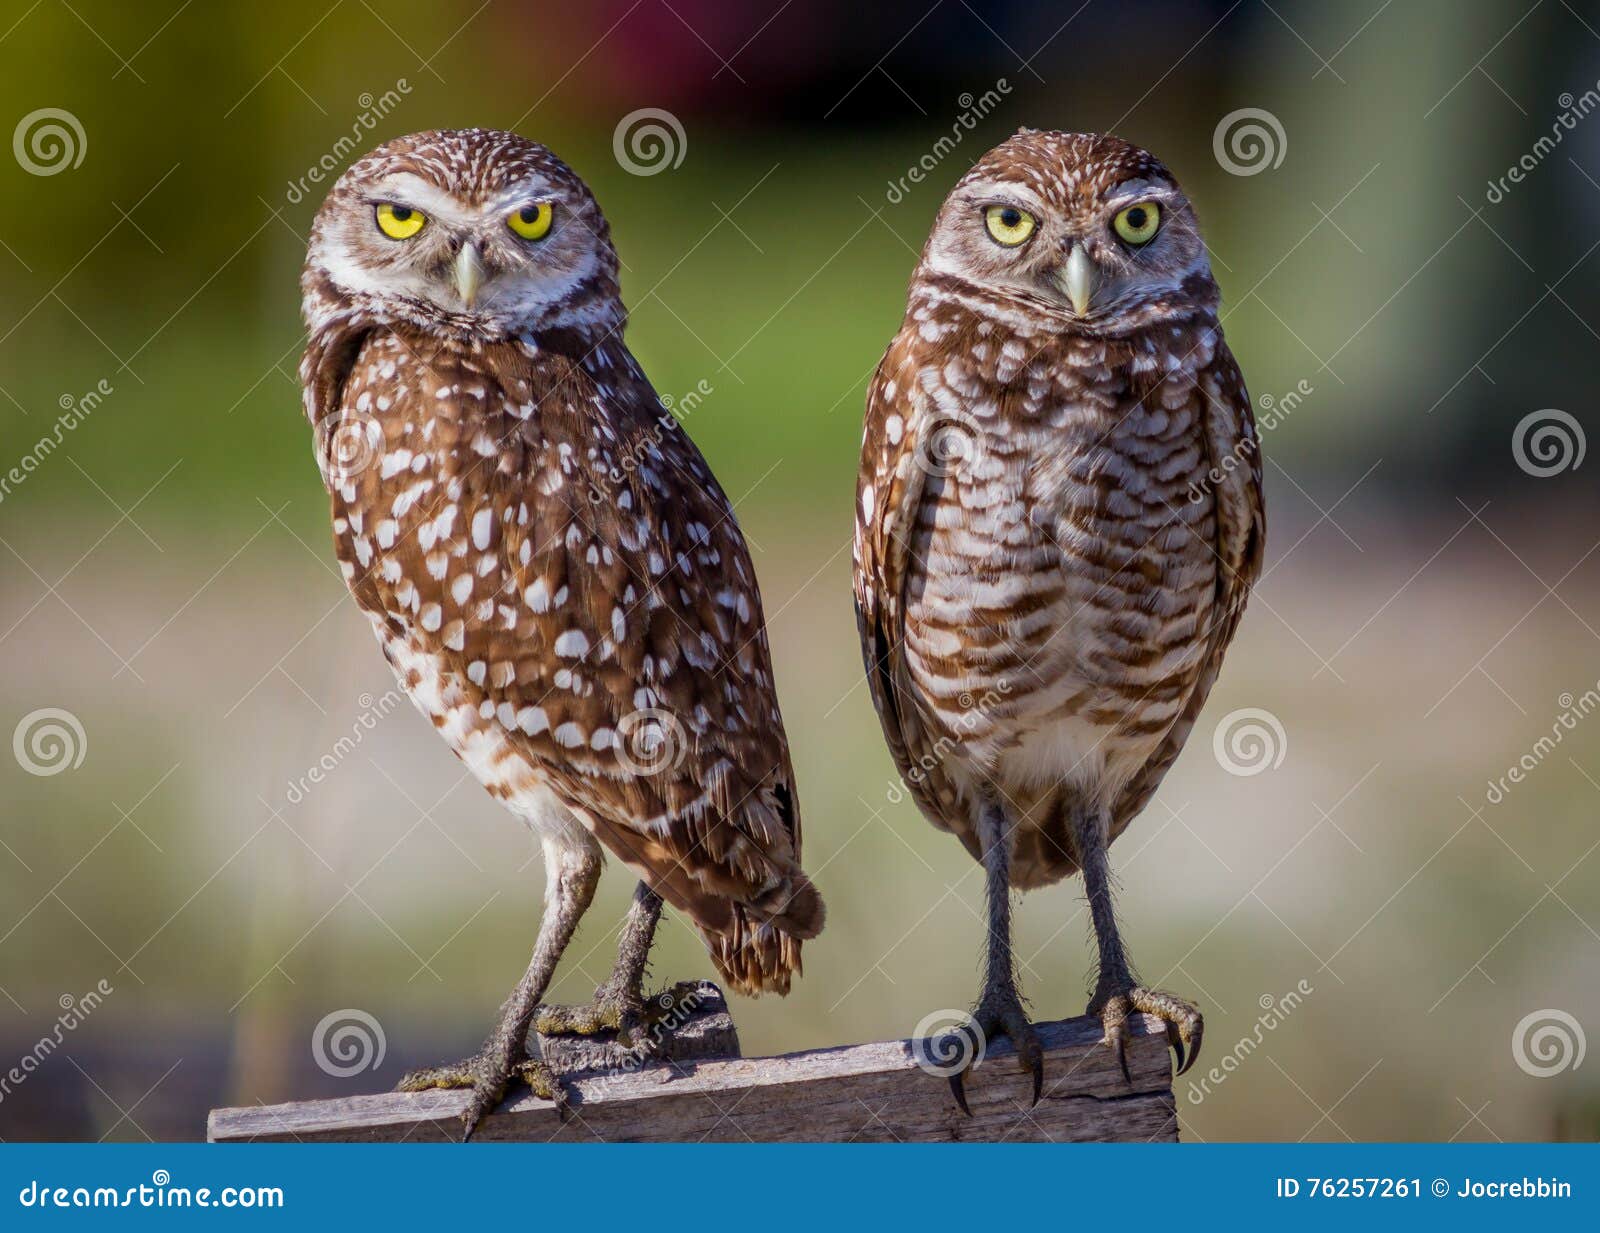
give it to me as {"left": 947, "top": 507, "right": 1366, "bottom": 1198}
{"left": 316, "top": 168, "right": 609, "bottom": 335}
{"left": 929, "top": 171, "right": 1212, "bottom": 331}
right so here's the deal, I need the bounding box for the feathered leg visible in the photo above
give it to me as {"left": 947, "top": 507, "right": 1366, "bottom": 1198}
{"left": 397, "top": 838, "right": 601, "bottom": 1140}
{"left": 1074, "top": 805, "right": 1202, "bottom": 1079}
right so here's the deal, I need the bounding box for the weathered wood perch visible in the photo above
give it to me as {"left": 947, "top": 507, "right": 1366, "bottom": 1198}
{"left": 209, "top": 982, "right": 1178, "bottom": 1143}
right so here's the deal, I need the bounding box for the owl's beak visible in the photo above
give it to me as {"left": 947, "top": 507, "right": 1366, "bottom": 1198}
{"left": 453, "top": 243, "right": 485, "bottom": 308}
{"left": 1060, "top": 243, "right": 1095, "bottom": 316}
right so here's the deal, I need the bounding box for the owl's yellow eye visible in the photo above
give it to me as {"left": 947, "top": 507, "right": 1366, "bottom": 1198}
{"left": 507, "top": 202, "right": 554, "bottom": 241}
{"left": 375, "top": 202, "right": 425, "bottom": 240}
{"left": 984, "top": 204, "right": 1036, "bottom": 247}
{"left": 1113, "top": 201, "right": 1161, "bottom": 246}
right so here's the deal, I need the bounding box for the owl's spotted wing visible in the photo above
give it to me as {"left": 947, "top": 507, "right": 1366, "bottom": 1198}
{"left": 313, "top": 328, "right": 820, "bottom": 993}
{"left": 1110, "top": 339, "right": 1265, "bottom": 838}
{"left": 852, "top": 331, "right": 967, "bottom": 832}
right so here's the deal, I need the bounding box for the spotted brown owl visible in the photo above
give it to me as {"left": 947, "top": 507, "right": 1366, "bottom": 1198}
{"left": 299, "top": 128, "right": 823, "bottom": 1137}
{"left": 853, "top": 130, "right": 1264, "bottom": 1108}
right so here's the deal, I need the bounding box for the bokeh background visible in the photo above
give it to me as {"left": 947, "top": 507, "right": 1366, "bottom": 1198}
{"left": 2, "top": 0, "right": 1598, "bottom": 1142}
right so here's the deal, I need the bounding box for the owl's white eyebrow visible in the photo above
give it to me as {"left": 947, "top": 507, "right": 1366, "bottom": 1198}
{"left": 485, "top": 181, "right": 555, "bottom": 212}
{"left": 1104, "top": 180, "right": 1180, "bottom": 208}
{"left": 367, "top": 175, "right": 475, "bottom": 222}
{"left": 963, "top": 182, "right": 1045, "bottom": 212}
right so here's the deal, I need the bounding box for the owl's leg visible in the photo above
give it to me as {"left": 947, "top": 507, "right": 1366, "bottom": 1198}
{"left": 533, "top": 880, "right": 697, "bottom": 1058}
{"left": 931, "top": 797, "right": 1044, "bottom": 1115}
{"left": 1074, "top": 805, "right": 1203, "bottom": 1080}
{"left": 397, "top": 837, "right": 601, "bottom": 1141}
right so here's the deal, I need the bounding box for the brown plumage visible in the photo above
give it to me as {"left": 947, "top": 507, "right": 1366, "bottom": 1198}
{"left": 300, "top": 129, "right": 821, "bottom": 1135}
{"left": 853, "top": 130, "right": 1264, "bottom": 1105}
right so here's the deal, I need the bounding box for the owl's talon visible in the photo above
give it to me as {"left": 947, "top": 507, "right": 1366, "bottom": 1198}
{"left": 1092, "top": 985, "right": 1202, "bottom": 1081}
{"left": 397, "top": 1048, "right": 568, "bottom": 1140}
{"left": 948, "top": 1072, "right": 972, "bottom": 1117}
{"left": 930, "top": 983, "right": 1043, "bottom": 1115}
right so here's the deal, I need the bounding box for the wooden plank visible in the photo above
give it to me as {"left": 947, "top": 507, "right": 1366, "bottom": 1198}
{"left": 209, "top": 1010, "right": 1178, "bottom": 1143}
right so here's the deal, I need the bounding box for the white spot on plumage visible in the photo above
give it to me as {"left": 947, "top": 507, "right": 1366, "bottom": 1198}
{"left": 555, "top": 630, "right": 589, "bottom": 658}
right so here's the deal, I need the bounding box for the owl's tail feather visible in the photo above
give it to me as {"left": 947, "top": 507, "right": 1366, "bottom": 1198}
{"left": 701, "top": 872, "right": 824, "bottom": 997}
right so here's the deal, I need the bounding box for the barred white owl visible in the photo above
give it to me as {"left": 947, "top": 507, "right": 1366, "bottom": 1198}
{"left": 853, "top": 130, "right": 1264, "bottom": 1110}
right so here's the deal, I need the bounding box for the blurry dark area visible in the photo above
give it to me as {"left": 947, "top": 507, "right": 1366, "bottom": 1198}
{"left": 2, "top": 0, "right": 1598, "bottom": 1143}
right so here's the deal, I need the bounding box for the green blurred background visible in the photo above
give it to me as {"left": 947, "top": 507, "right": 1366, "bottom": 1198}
{"left": 2, "top": 0, "right": 1598, "bottom": 1141}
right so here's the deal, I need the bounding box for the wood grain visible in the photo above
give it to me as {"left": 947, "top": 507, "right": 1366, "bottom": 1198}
{"left": 209, "top": 1009, "right": 1178, "bottom": 1143}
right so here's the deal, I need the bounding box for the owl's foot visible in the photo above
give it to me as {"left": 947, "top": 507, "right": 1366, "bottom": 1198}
{"left": 1090, "top": 983, "right": 1203, "bottom": 1081}
{"left": 396, "top": 1048, "right": 566, "bottom": 1140}
{"left": 535, "top": 979, "right": 704, "bottom": 1060}
{"left": 930, "top": 983, "right": 1045, "bottom": 1117}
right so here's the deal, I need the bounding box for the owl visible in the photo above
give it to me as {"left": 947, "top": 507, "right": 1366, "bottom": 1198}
{"left": 853, "top": 130, "right": 1264, "bottom": 1110}
{"left": 299, "top": 129, "right": 823, "bottom": 1138}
